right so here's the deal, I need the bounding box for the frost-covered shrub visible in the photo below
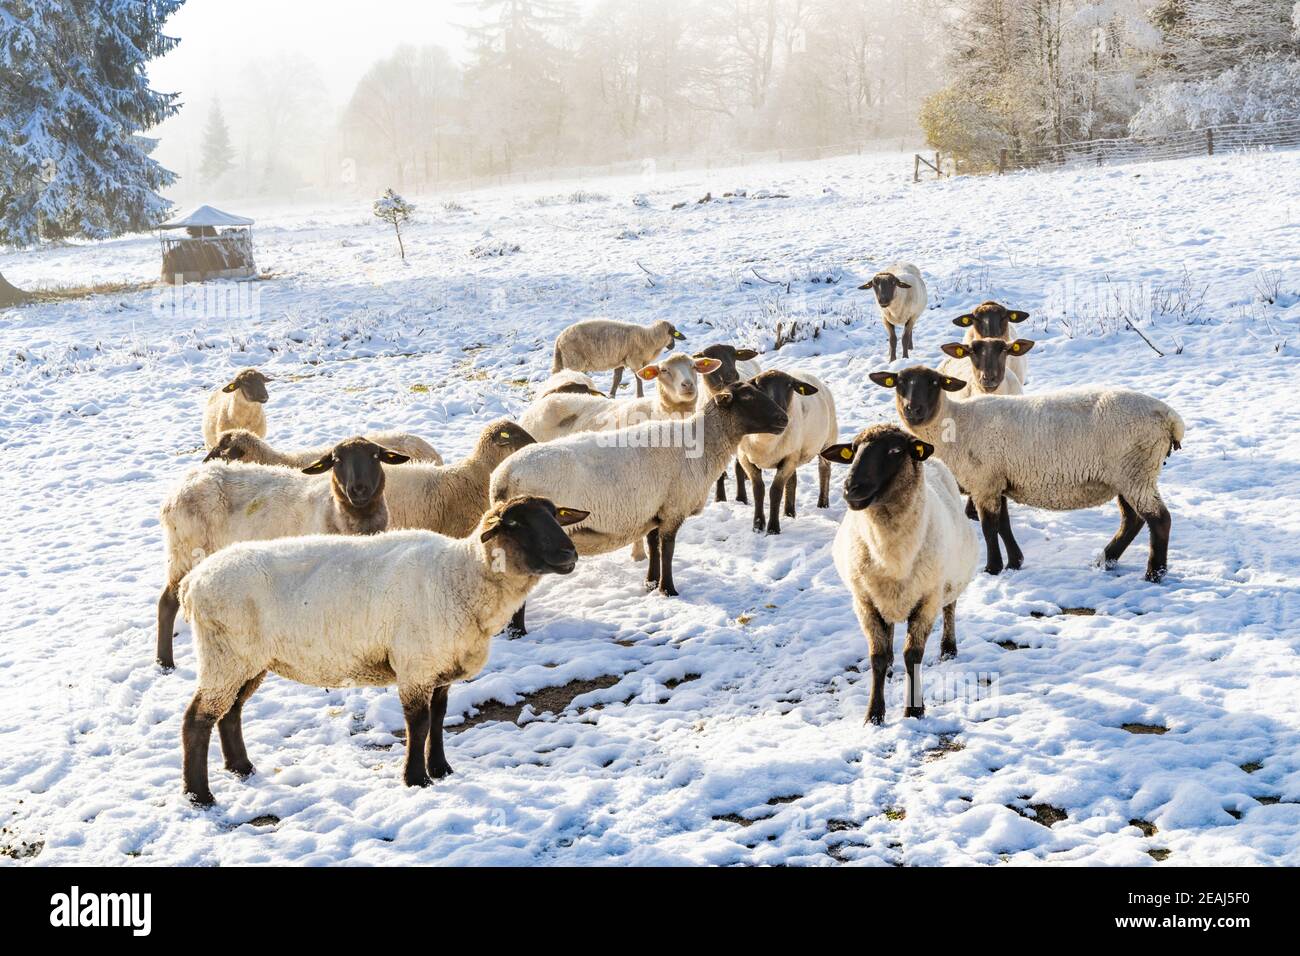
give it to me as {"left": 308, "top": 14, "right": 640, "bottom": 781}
{"left": 919, "top": 84, "right": 1007, "bottom": 168}
{"left": 1130, "top": 57, "right": 1300, "bottom": 136}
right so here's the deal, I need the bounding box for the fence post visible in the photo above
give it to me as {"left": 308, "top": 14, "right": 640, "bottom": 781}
{"left": 998, "top": 148, "right": 1007, "bottom": 175}
{"left": 913, "top": 154, "right": 920, "bottom": 183}
{"left": 1206, "top": 128, "right": 1214, "bottom": 156}
{"left": 934, "top": 152, "right": 941, "bottom": 178}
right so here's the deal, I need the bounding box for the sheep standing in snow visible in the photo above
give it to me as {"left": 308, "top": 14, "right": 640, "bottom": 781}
{"left": 736, "top": 370, "right": 838, "bottom": 534}
{"left": 693, "top": 344, "right": 762, "bottom": 502}
{"left": 156, "top": 438, "right": 411, "bottom": 669}
{"left": 953, "top": 301, "right": 1031, "bottom": 385}
{"left": 821, "top": 425, "right": 979, "bottom": 724}
{"left": 937, "top": 338, "right": 1033, "bottom": 398}
{"left": 383, "top": 420, "right": 535, "bottom": 538}
{"left": 871, "top": 366, "right": 1184, "bottom": 581}
{"left": 202, "top": 369, "right": 271, "bottom": 449}
{"left": 176, "top": 496, "right": 588, "bottom": 805}
{"left": 205, "top": 428, "right": 443, "bottom": 466}
{"left": 860, "top": 264, "right": 927, "bottom": 362}
{"left": 551, "top": 318, "right": 686, "bottom": 397}
{"left": 490, "top": 380, "right": 790, "bottom": 633}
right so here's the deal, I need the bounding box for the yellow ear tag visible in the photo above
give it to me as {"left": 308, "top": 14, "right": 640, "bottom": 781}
{"left": 557, "top": 509, "right": 568, "bottom": 516}
{"left": 884, "top": 376, "right": 895, "bottom": 387}
{"left": 955, "top": 347, "right": 965, "bottom": 357}
{"left": 840, "top": 447, "right": 853, "bottom": 461}
{"left": 915, "top": 443, "right": 925, "bottom": 457}
{"left": 499, "top": 431, "right": 510, "bottom": 438}
{"left": 1010, "top": 343, "right": 1021, "bottom": 353}
{"left": 961, "top": 316, "right": 972, "bottom": 325}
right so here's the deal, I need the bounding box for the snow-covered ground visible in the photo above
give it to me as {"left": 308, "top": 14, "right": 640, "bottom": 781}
{"left": 2, "top": 148, "right": 1299, "bottom": 866}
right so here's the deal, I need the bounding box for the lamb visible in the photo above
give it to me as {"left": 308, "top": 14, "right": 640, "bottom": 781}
{"left": 176, "top": 496, "right": 588, "bottom": 806}
{"left": 736, "top": 370, "right": 838, "bottom": 534}
{"left": 937, "top": 338, "right": 1033, "bottom": 398}
{"left": 536, "top": 370, "right": 604, "bottom": 398}
{"left": 519, "top": 354, "right": 719, "bottom": 443}
{"left": 693, "top": 343, "right": 762, "bottom": 502}
{"left": 870, "top": 366, "right": 1184, "bottom": 581}
{"left": 551, "top": 318, "right": 686, "bottom": 398}
{"left": 155, "top": 438, "right": 411, "bottom": 669}
{"left": 490, "top": 380, "right": 790, "bottom": 632}
{"left": 383, "top": 419, "right": 535, "bottom": 538}
{"left": 820, "top": 425, "right": 979, "bottom": 724}
{"left": 204, "top": 428, "right": 443, "bottom": 466}
{"left": 953, "top": 301, "right": 1031, "bottom": 385}
{"left": 860, "top": 263, "right": 927, "bottom": 362}
{"left": 202, "top": 369, "right": 271, "bottom": 449}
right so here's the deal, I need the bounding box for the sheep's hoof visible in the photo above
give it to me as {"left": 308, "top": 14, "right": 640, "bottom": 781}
{"left": 404, "top": 772, "right": 433, "bottom": 788}
{"left": 225, "top": 761, "right": 256, "bottom": 780}
{"left": 506, "top": 623, "right": 527, "bottom": 638}
{"left": 940, "top": 645, "right": 958, "bottom": 661}
{"left": 865, "top": 708, "right": 885, "bottom": 726}
{"left": 765, "top": 527, "right": 781, "bottom": 536}
{"left": 752, "top": 521, "right": 766, "bottom": 533}
{"left": 186, "top": 789, "right": 216, "bottom": 808}
{"left": 816, "top": 499, "right": 829, "bottom": 509}
{"left": 1006, "top": 555, "right": 1024, "bottom": 570}
{"left": 984, "top": 563, "right": 1003, "bottom": 576}
{"left": 428, "top": 760, "right": 454, "bottom": 779}
{"left": 156, "top": 658, "right": 175, "bottom": 672}
{"left": 903, "top": 705, "right": 926, "bottom": 719}
{"left": 659, "top": 584, "right": 679, "bottom": 597}
{"left": 1144, "top": 566, "right": 1167, "bottom": 583}
{"left": 643, "top": 578, "right": 659, "bottom": 592}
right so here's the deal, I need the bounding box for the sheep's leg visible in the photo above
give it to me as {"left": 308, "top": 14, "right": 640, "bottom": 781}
{"left": 635, "top": 372, "right": 644, "bottom": 398}
{"left": 1102, "top": 495, "right": 1145, "bottom": 568}
{"left": 977, "top": 501, "right": 1005, "bottom": 575}
{"left": 715, "top": 472, "right": 727, "bottom": 502}
{"left": 784, "top": 469, "right": 798, "bottom": 519}
{"left": 426, "top": 685, "right": 453, "bottom": 779}
{"left": 156, "top": 584, "right": 179, "bottom": 670}
{"left": 859, "top": 603, "right": 892, "bottom": 726}
{"left": 507, "top": 604, "right": 527, "bottom": 637}
{"left": 657, "top": 524, "right": 680, "bottom": 597}
{"left": 644, "top": 528, "right": 661, "bottom": 590}
{"left": 885, "top": 320, "right": 897, "bottom": 362}
{"left": 747, "top": 464, "right": 766, "bottom": 533}
{"left": 1142, "top": 502, "right": 1171, "bottom": 583}
{"left": 182, "top": 691, "right": 227, "bottom": 806}
{"left": 903, "top": 606, "right": 936, "bottom": 719}
{"left": 940, "top": 602, "right": 958, "bottom": 660}
{"left": 997, "top": 496, "right": 1023, "bottom": 570}
{"left": 609, "top": 365, "right": 624, "bottom": 398}
{"left": 964, "top": 496, "right": 977, "bottom": 521}
{"left": 734, "top": 459, "right": 749, "bottom": 504}
{"left": 217, "top": 670, "right": 266, "bottom": 779}
{"left": 902, "top": 321, "right": 915, "bottom": 358}
{"left": 767, "top": 459, "right": 795, "bottom": 533}
{"left": 817, "top": 456, "right": 830, "bottom": 509}
{"left": 400, "top": 687, "right": 432, "bottom": 787}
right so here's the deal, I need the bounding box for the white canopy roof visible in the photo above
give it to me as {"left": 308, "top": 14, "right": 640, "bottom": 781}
{"left": 157, "top": 205, "right": 254, "bottom": 229}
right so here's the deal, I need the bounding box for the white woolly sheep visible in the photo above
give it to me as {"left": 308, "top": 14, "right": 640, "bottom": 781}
{"left": 551, "top": 318, "right": 686, "bottom": 397}
{"left": 202, "top": 369, "right": 271, "bottom": 449}
{"left": 693, "top": 343, "right": 763, "bottom": 502}
{"left": 383, "top": 419, "right": 535, "bottom": 538}
{"left": 176, "top": 496, "right": 588, "bottom": 805}
{"left": 156, "top": 438, "right": 411, "bottom": 669}
{"left": 490, "top": 380, "right": 790, "bottom": 632}
{"left": 736, "top": 370, "right": 839, "bottom": 534}
{"left": 952, "top": 301, "right": 1032, "bottom": 385}
{"left": 860, "top": 263, "right": 927, "bottom": 362}
{"left": 937, "top": 338, "right": 1034, "bottom": 398}
{"left": 205, "top": 428, "right": 443, "bottom": 466}
{"left": 871, "top": 366, "right": 1184, "bottom": 581}
{"left": 821, "top": 425, "right": 979, "bottom": 724}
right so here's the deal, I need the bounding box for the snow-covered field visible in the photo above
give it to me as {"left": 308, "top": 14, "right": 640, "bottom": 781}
{"left": 2, "top": 148, "right": 1299, "bottom": 866}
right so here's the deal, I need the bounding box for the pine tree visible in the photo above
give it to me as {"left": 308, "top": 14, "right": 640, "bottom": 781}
{"left": 0, "top": 0, "right": 183, "bottom": 305}
{"left": 199, "top": 99, "right": 236, "bottom": 186}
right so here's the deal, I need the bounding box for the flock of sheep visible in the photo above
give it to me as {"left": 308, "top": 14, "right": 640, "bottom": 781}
{"left": 158, "top": 262, "right": 1185, "bottom": 807}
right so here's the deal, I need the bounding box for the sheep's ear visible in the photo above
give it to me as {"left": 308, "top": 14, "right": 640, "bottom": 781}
{"left": 820, "top": 443, "right": 856, "bottom": 465}
{"left": 857, "top": 282, "right": 873, "bottom": 290}
{"left": 671, "top": 329, "right": 686, "bottom": 340}
{"left": 302, "top": 454, "right": 335, "bottom": 475}
{"left": 910, "top": 440, "right": 934, "bottom": 461}
{"left": 953, "top": 314, "right": 975, "bottom": 328}
{"left": 940, "top": 343, "right": 968, "bottom": 359}
{"left": 792, "top": 380, "right": 819, "bottom": 396}
{"left": 203, "top": 446, "right": 222, "bottom": 462}
{"left": 1008, "top": 310, "right": 1029, "bottom": 323}
{"left": 940, "top": 376, "right": 966, "bottom": 392}
{"left": 378, "top": 450, "right": 410, "bottom": 465}
{"left": 895, "top": 279, "right": 912, "bottom": 289}
{"left": 735, "top": 348, "right": 758, "bottom": 360}
{"left": 479, "top": 520, "right": 500, "bottom": 543}
{"left": 554, "top": 507, "right": 589, "bottom": 527}
{"left": 714, "top": 389, "right": 735, "bottom": 407}
{"left": 637, "top": 364, "right": 660, "bottom": 381}
{"left": 693, "top": 357, "right": 722, "bottom": 374}
{"left": 1008, "top": 339, "right": 1035, "bottom": 354}
{"left": 868, "top": 371, "right": 898, "bottom": 389}
{"left": 221, "top": 381, "right": 240, "bottom": 393}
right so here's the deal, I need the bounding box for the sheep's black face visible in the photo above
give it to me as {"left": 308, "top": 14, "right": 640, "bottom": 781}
{"left": 303, "top": 438, "right": 411, "bottom": 510}
{"left": 859, "top": 273, "right": 911, "bottom": 308}
{"left": 694, "top": 344, "right": 759, "bottom": 390}
{"left": 226, "top": 369, "right": 270, "bottom": 403}
{"left": 941, "top": 339, "right": 1034, "bottom": 392}
{"left": 486, "top": 420, "right": 536, "bottom": 454}
{"left": 822, "top": 426, "right": 933, "bottom": 510}
{"left": 750, "top": 370, "right": 819, "bottom": 418}
{"left": 716, "top": 381, "right": 788, "bottom": 435}
{"left": 869, "top": 367, "right": 964, "bottom": 428}
{"left": 953, "top": 302, "right": 1029, "bottom": 339}
{"left": 483, "top": 497, "right": 586, "bottom": 575}
{"left": 204, "top": 431, "right": 249, "bottom": 462}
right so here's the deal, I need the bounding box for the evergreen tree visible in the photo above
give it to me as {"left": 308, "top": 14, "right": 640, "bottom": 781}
{"left": 0, "top": 0, "right": 182, "bottom": 304}
{"left": 199, "top": 99, "right": 236, "bottom": 186}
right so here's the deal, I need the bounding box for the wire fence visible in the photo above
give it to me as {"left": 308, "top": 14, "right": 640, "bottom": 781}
{"left": 1003, "top": 117, "right": 1300, "bottom": 171}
